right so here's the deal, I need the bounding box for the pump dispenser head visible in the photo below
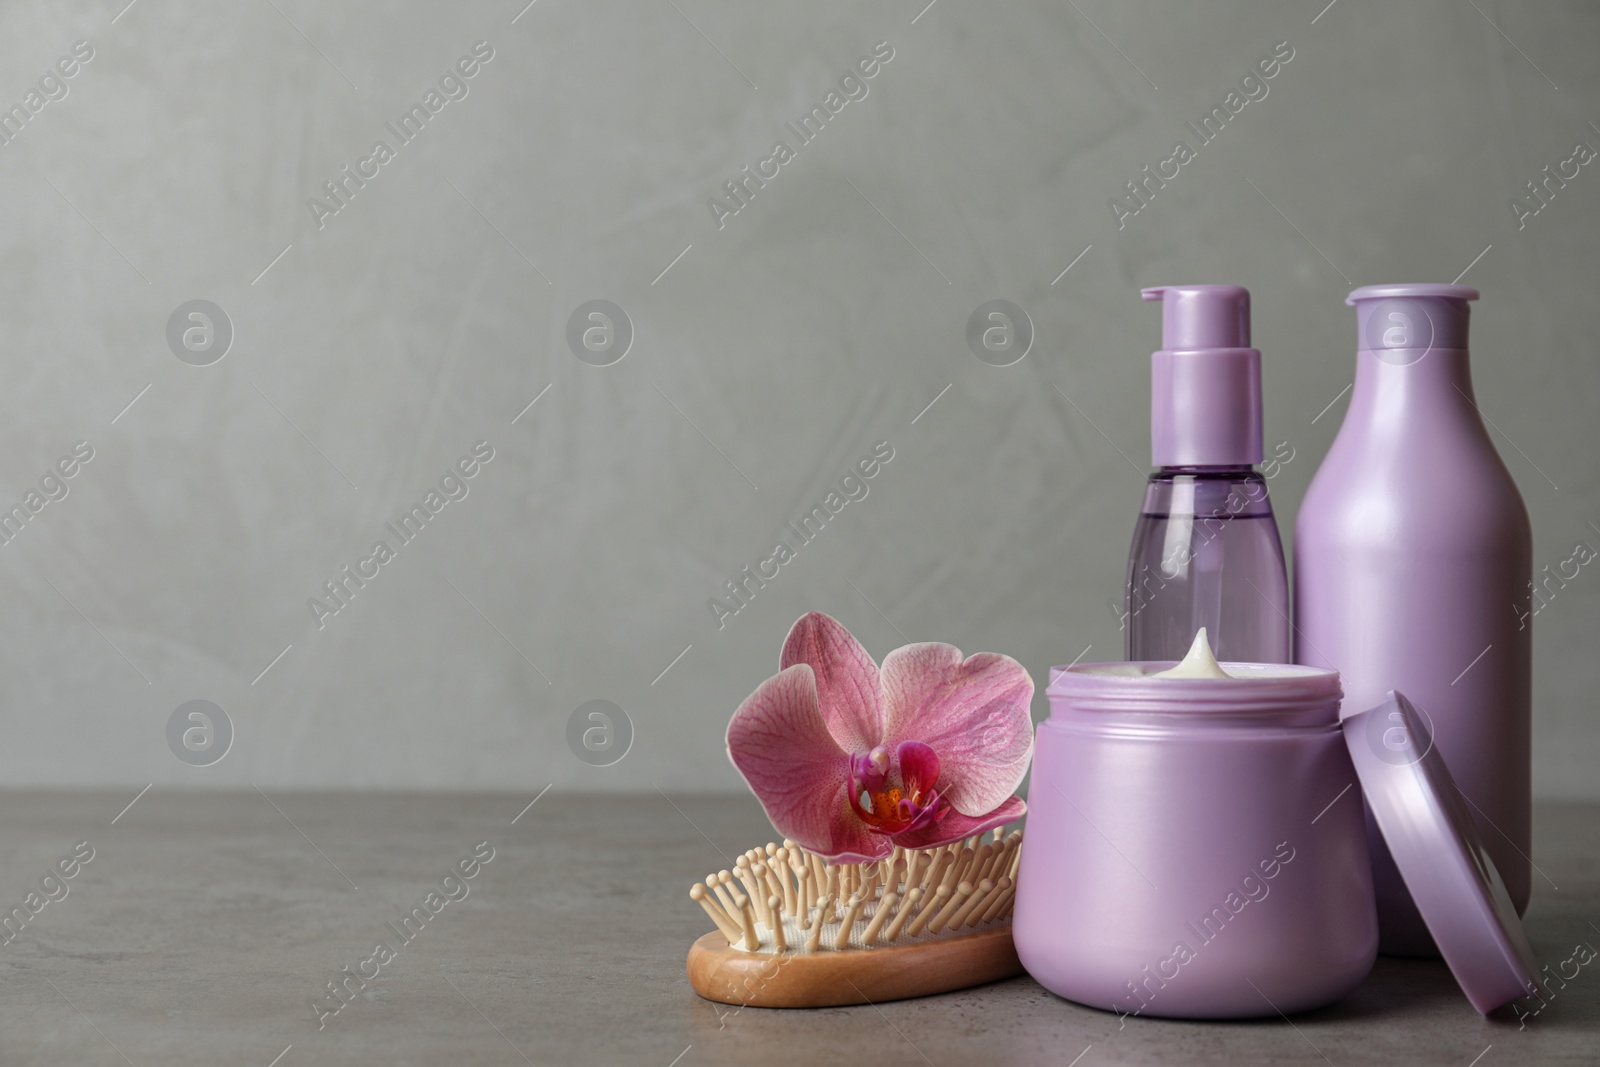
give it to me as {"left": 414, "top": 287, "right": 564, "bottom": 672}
{"left": 1142, "top": 285, "right": 1263, "bottom": 467}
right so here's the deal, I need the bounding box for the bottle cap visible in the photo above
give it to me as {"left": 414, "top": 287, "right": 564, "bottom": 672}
{"left": 1343, "top": 692, "right": 1540, "bottom": 1014}
{"left": 1141, "top": 285, "right": 1262, "bottom": 467}
{"left": 1346, "top": 284, "right": 1477, "bottom": 355}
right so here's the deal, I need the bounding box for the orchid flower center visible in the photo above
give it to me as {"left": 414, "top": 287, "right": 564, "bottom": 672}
{"left": 847, "top": 742, "right": 947, "bottom": 835}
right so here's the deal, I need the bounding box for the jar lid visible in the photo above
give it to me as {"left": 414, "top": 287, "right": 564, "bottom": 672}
{"left": 1343, "top": 692, "right": 1540, "bottom": 1013}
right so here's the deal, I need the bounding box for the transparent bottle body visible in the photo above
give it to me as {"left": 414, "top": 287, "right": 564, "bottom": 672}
{"left": 1123, "top": 468, "right": 1291, "bottom": 663}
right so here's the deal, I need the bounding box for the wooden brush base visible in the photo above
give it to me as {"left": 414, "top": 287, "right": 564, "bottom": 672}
{"left": 685, "top": 925, "right": 1024, "bottom": 1008}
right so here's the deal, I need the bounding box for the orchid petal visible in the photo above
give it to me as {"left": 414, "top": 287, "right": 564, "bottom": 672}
{"left": 725, "top": 664, "right": 887, "bottom": 862}
{"left": 894, "top": 740, "right": 940, "bottom": 796}
{"left": 880, "top": 643, "right": 1035, "bottom": 816}
{"left": 780, "top": 611, "right": 884, "bottom": 754}
{"left": 890, "top": 794, "right": 1027, "bottom": 852}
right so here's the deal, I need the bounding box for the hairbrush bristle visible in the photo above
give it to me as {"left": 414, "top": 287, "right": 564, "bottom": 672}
{"left": 685, "top": 827, "right": 1023, "bottom": 954}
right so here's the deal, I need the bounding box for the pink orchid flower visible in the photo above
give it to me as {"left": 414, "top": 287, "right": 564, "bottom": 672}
{"left": 726, "top": 612, "right": 1035, "bottom": 863}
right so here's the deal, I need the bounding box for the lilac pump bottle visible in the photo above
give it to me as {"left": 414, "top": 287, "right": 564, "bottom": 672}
{"left": 1124, "top": 286, "right": 1291, "bottom": 663}
{"left": 1295, "top": 285, "right": 1532, "bottom": 956}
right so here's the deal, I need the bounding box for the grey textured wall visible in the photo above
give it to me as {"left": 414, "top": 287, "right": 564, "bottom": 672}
{"left": 0, "top": 0, "right": 1595, "bottom": 797}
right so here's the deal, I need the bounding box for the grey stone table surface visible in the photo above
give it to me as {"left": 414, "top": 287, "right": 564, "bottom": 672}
{"left": 0, "top": 792, "right": 1595, "bottom": 1066}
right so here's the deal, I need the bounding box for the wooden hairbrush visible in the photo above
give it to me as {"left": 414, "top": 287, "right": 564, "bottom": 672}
{"left": 686, "top": 825, "right": 1024, "bottom": 1008}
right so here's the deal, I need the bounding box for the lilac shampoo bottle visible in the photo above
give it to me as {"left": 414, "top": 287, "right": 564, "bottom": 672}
{"left": 1124, "top": 286, "right": 1290, "bottom": 663}
{"left": 1295, "top": 285, "right": 1532, "bottom": 956}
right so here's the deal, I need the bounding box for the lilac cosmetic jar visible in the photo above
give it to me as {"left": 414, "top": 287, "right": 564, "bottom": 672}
{"left": 1014, "top": 660, "right": 1378, "bottom": 1019}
